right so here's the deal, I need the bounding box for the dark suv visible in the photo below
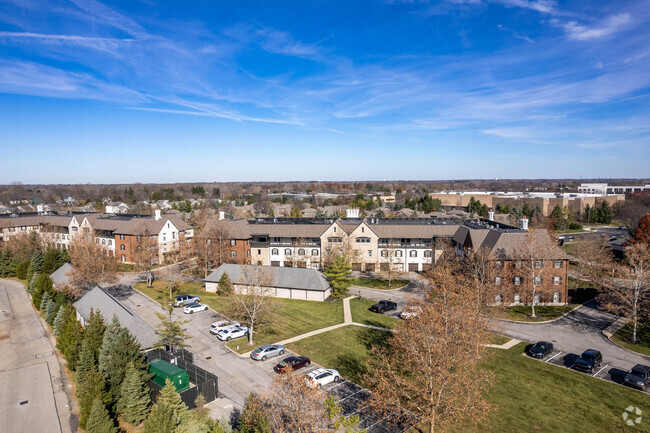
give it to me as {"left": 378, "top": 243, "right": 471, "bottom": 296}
{"left": 574, "top": 349, "right": 602, "bottom": 373}
{"left": 624, "top": 364, "right": 650, "bottom": 391}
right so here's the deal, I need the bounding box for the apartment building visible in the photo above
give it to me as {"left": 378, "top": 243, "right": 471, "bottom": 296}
{"left": 0, "top": 210, "right": 193, "bottom": 263}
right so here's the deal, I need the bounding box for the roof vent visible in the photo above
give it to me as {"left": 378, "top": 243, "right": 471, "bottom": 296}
{"left": 521, "top": 217, "right": 529, "bottom": 231}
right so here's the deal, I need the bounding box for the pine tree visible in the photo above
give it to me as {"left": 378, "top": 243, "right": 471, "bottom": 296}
{"left": 86, "top": 398, "right": 117, "bottom": 433}
{"left": 76, "top": 340, "right": 96, "bottom": 388}
{"left": 0, "top": 249, "right": 14, "bottom": 277}
{"left": 26, "top": 252, "right": 43, "bottom": 286}
{"left": 85, "top": 308, "right": 106, "bottom": 362}
{"left": 78, "top": 364, "right": 110, "bottom": 430}
{"left": 56, "top": 305, "right": 84, "bottom": 370}
{"left": 118, "top": 362, "right": 151, "bottom": 426}
{"left": 157, "top": 378, "right": 188, "bottom": 428}
{"left": 32, "top": 273, "right": 52, "bottom": 309}
{"left": 324, "top": 255, "right": 352, "bottom": 298}
{"left": 45, "top": 298, "right": 58, "bottom": 324}
{"left": 53, "top": 305, "right": 65, "bottom": 336}
{"left": 217, "top": 273, "right": 233, "bottom": 296}
{"left": 40, "top": 292, "right": 51, "bottom": 312}
{"left": 28, "top": 272, "right": 39, "bottom": 295}
{"left": 144, "top": 403, "right": 176, "bottom": 433}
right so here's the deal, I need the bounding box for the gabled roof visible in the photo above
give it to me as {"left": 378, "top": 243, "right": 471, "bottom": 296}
{"left": 73, "top": 287, "right": 158, "bottom": 349}
{"left": 205, "top": 263, "right": 331, "bottom": 292}
{"left": 50, "top": 262, "right": 74, "bottom": 287}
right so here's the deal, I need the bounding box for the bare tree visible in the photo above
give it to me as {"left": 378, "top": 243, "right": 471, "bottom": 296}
{"left": 132, "top": 224, "right": 158, "bottom": 287}
{"left": 227, "top": 266, "right": 276, "bottom": 346}
{"left": 365, "top": 278, "right": 493, "bottom": 433}
{"left": 379, "top": 239, "right": 402, "bottom": 287}
{"left": 69, "top": 230, "right": 119, "bottom": 293}
{"left": 462, "top": 246, "right": 497, "bottom": 312}
{"left": 600, "top": 243, "right": 650, "bottom": 343}
{"left": 569, "top": 235, "right": 612, "bottom": 289}
{"left": 194, "top": 226, "right": 220, "bottom": 278}
{"left": 284, "top": 238, "right": 310, "bottom": 269}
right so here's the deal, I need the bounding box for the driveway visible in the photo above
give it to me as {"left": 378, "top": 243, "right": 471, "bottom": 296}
{"left": 495, "top": 299, "right": 650, "bottom": 387}
{"left": 348, "top": 272, "right": 429, "bottom": 316}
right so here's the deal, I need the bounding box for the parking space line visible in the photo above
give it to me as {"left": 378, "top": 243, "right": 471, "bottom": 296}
{"left": 340, "top": 390, "right": 364, "bottom": 402}
{"left": 569, "top": 363, "right": 575, "bottom": 370}
{"left": 322, "top": 379, "right": 347, "bottom": 393}
{"left": 351, "top": 404, "right": 368, "bottom": 416}
{"left": 593, "top": 364, "right": 609, "bottom": 377}
{"left": 545, "top": 351, "right": 562, "bottom": 363}
{"left": 365, "top": 412, "right": 394, "bottom": 431}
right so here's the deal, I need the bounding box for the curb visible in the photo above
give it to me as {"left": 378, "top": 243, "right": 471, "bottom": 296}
{"left": 485, "top": 338, "right": 520, "bottom": 349}
{"left": 491, "top": 301, "right": 589, "bottom": 325}
{"left": 601, "top": 319, "right": 650, "bottom": 360}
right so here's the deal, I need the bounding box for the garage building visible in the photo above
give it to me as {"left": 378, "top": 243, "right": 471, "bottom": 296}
{"left": 205, "top": 263, "right": 332, "bottom": 301}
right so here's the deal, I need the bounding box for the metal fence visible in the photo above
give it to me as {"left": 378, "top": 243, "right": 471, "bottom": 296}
{"left": 146, "top": 349, "right": 218, "bottom": 408}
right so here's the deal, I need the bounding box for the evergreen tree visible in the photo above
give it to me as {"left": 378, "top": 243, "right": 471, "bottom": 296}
{"left": 56, "top": 305, "right": 84, "bottom": 370}
{"left": 40, "top": 292, "right": 51, "bottom": 312}
{"left": 45, "top": 297, "right": 58, "bottom": 324}
{"left": 217, "top": 273, "right": 233, "bottom": 296}
{"left": 85, "top": 308, "right": 106, "bottom": 362}
{"left": 79, "top": 364, "right": 110, "bottom": 430}
{"left": 86, "top": 398, "right": 117, "bottom": 433}
{"left": 157, "top": 378, "right": 188, "bottom": 428}
{"left": 53, "top": 305, "right": 65, "bottom": 336}
{"left": 42, "top": 247, "right": 66, "bottom": 275}
{"left": 144, "top": 403, "right": 176, "bottom": 433}
{"left": 324, "top": 255, "right": 352, "bottom": 298}
{"left": 28, "top": 272, "right": 39, "bottom": 295}
{"left": 26, "top": 252, "right": 43, "bottom": 286}
{"left": 118, "top": 362, "right": 151, "bottom": 425}
{"left": 0, "top": 249, "right": 15, "bottom": 277}
{"left": 76, "top": 340, "right": 96, "bottom": 388}
{"left": 597, "top": 200, "right": 613, "bottom": 224}
{"left": 32, "top": 273, "right": 53, "bottom": 309}
{"left": 98, "top": 315, "right": 121, "bottom": 373}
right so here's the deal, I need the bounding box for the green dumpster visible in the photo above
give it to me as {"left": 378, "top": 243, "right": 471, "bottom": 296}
{"left": 148, "top": 359, "right": 190, "bottom": 392}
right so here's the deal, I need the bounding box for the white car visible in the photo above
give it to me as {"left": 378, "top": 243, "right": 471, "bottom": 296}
{"left": 306, "top": 368, "right": 340, "bottom": 388}
{"left": 183, "top": 303, "right": 209, "bottom": 314}
{"left": 399, "top": 305, "right": 422, "bottom": 320}
{"left": 216, "top": 326, "right": 250, "bottom": 341}
{"left": 210, "top": 320, "right": 240, "bottom": 335}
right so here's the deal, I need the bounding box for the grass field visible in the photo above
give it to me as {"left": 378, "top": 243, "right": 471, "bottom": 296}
{"left": 488, "top": 333, "right": 511, "bottom": 345}
{"left": 134, "top": 281, "right": 345, "bottom": 354}
{"left": 488, "top": 304, "right": 576, "bottom": 322}
{"left": 287, "top": 327, "right": 650, "bottom": 433}
{"left": 344, "top": 277, "right": 409, "bottom": 290}
{"left": 349, "top": 298, "right": 399, "bottom": 329}
{"left": 611, "top": 322, "right": 650, "bottom": 357}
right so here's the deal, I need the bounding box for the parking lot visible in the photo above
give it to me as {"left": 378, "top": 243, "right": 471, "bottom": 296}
{"left": 524, "top": 345, "right": 650, "bottom": 395}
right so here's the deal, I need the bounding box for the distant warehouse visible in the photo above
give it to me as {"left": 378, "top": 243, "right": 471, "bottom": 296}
{"left": 204, "top": 263, "right": 332, "bottom": 301}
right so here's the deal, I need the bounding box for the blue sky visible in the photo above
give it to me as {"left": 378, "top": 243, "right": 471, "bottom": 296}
{"left": 0, "top": 0, "right": 648, "bottom": 184}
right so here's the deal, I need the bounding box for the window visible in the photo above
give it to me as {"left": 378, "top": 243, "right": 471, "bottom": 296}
{"left": 187, "top": 239, "right": 191, "bottom": 245}
{"left": 102, "top": 239, "right": 105, "bottom": 245}
{"left": 368, "top": 250, "right": 372, "bottom": 257}
{"left": 311, "top": 249, "right": 319, "bottom": 256}
{"left": 173, "top": 242, "right": 176, "bottom": 249}
{"left": 553, "top": 292, "right": 561, "bottom": 303}
{"left": 257, "top": 249, "right": 261, "bottom": 255}
{"left": 356, "top": 237, "right": 370, "bottom": 243}
{"left": 136, "top": 236, "right": 141, "bottom": 241}
{"left": 120, "top": 244, "right": 125, "bottom": 251}
{"left": 534, "top": 293, "right": 541, "bottom": 304}
{"left": 424, "top": 250, "right": 432, "bottom": 257}
{"left": 409, "top": 250, "right": 417, "bottom": 257}
{"left": 534, "top": 260, "right": 543, "bottom": 269}
{"left": 167, "top": 223, "right": 170, "bottom": 228}
{"left": 514, "top": 276, "right": 521, "bottom": 285}
{"left": 71, "top": 227, "right": 78, "bottom": 232}
{"left": 361, "top": 227, "right": 365, "bottom": 233}
{"left": 298, "top": 249, "right": 305, "bottom": 255}
{"left": 230, "top": 240, "right": 236, "bottom": 246}
{"left": 534, "top": 276, "right": 542, "bottom": 285}
{"left": 515, "top": 260, "right": 522, "bottom": 269}
{"left": 247, "top": 250, "right": 251, "bottom": 257}
{"left": 554, "top": 260, "right": 562, "bottom": 269}
{"left": 328, "top": 237, "right": 342, "bottom": 243}
{"left": 381, "top": 250, "right": 388, "bottom": 257}
{"left": 396, "top": 250, "right": 403, "bottom": 257}
{"left": 163, "top": 235, "right": 166, "bottom": 241}
{"left": 172, "top": 232, "right": 176, "bottom": 239}
{"left": 553, "top": 276, "right": 561, "bottom": 285}
{"left": 334, "top": 227, "right": 337, "bottom": 233}
{"left": 272, "top": 248, "right": 278, "bottom": 255}
{"left": 231, "top": 251, "right": 237, "bottom": 258}
{"left": 494, "top": 294, "right": 502, "bottom": 304}
{"left": 495, "top": 261, "right": 503, "bottom": 269}
{"left": 108, "top": 239, "right": 111, "bottom": 245}
{"left": 120, "top": 234, "right": 125, "bottom": 240}
{"left": 495, "top": 276, "right": 502, "bottom": 285}
{"left": 514, "top": 294, "right": 521, "bottom": 304}
{"left": 121, "top": 254, "right": 126, "bottom": 262}
{"left": 285, "top": 248, "right": 291, "bottom": 255}
{"left": 163, "top": 245, "right": 167, "bottom": 252}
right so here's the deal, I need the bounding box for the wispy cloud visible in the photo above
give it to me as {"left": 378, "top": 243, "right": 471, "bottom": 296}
{"left": 493, "top": 0, "right": 556, "bottom": 14}
{"left": 557, "top": 13, "right": 632, "bottom": 41}
{"left": 256, "top": 28, "right": 321, "bottom": 58}
{"left": 496, "top": 24, "right": 533, "bottom": 42}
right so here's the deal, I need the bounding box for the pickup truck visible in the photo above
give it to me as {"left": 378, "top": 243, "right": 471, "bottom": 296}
{"left": 370, "top": 300, "right": 398, "bottom": 313}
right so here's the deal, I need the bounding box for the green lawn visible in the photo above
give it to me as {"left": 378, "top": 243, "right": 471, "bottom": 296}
{"left": 287, "top": 328, "right": 650, "bottom": 433}
{"left": 488, "top": 304, "right": 576, "bottom": 322}
{"left": 487, "top": 333, "right": 511, "bottom": 345}
{"left": 134, "top": 281, "right": 345, "bottom": 354}
{"left": 344, "top": 277, "right": 409, "bottom": 290}
{"left": 349, "top": 298, "right": 399, "bottom": 329}
{"left": 611, "top": 322, "right": 650, "bottom": 357}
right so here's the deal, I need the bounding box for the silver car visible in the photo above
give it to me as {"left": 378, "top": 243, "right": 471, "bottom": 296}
{"left": 250, "top": 344, "right": 285, "bottom": 361}
{"left": 174, "top": 295, "right": 201, "bottom": 307}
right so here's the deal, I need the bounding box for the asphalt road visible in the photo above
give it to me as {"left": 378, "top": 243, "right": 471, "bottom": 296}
{"left": 0, "top": 279, "right": 76, "bottom": 433}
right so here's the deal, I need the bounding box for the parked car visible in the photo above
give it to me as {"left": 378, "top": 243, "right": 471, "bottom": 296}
{"left": 183, "top": 303, "right": 209, "bottom": 314}
{"left": 370, "top": 300, "right": 398, "bottom": 313}
{"left": 306, "top": 368, "right": 340, "bottom": 388}
{"left": 174, "top": 295, "right": 201, "bottom": 307}
{"left": 250, "top": 344, "right": 285, "bottom": 361}
{"left": 623, "top": 364, "right": 650, "bottom": 391}
{"left": 210, "top": 320, "right": 240, "bottom": 335}
{"left": 274, "top": 356, "right": 311, "bottom": 373}
{"left": 399, "top": 305, "right": 422, "bottom": 320}
{"left": 527, "top": 341, "right": 553, "bottom": 359}
{"left": 216, "top": 326, "right": 250, "bottom": 342}
{"left": 574, "top": 349, "right": 603, "bottom": 373}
